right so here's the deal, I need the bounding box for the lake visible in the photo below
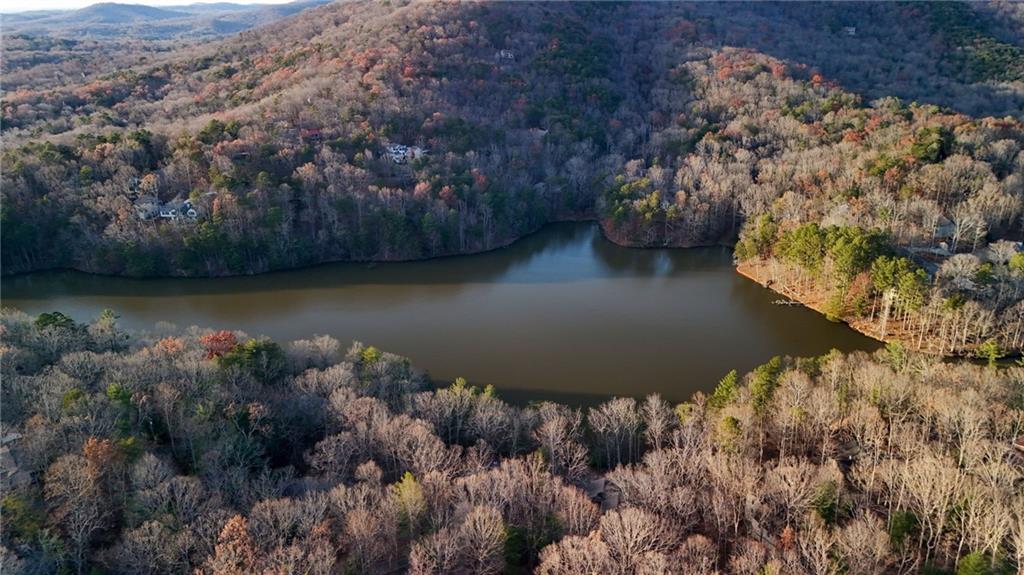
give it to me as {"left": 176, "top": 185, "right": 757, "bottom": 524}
{"left": 1, "top": 223, "right": 881, "bottom": 404}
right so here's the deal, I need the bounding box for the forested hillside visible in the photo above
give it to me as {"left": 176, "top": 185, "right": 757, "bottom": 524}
{"left": 1, "top": 309, "right": 1022, "bottom": 574}
{"left": 2, "top": 1, "right": 1023, "bottom": 353}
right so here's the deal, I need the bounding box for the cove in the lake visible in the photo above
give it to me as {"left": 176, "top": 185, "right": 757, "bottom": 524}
{"left": 1, "top": 223, "right": 881, "bottom": 403}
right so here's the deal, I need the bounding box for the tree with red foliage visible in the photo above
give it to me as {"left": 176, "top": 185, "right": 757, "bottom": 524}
{"left": 200, "top": 330, "right": 238, "bottom": 359}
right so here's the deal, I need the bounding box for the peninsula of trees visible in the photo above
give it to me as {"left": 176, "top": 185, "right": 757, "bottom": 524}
{"left": 2, "top": 309, "right": 1023, "bottom": 574}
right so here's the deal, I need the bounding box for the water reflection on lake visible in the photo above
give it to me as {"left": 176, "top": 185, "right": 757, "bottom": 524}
{"left": 1, "top": 223, "right": 881, "bottom": 403}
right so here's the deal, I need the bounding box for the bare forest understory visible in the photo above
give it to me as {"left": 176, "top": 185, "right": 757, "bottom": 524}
{"left": 2, "top": 310, "right": 1023, "bottom": 575}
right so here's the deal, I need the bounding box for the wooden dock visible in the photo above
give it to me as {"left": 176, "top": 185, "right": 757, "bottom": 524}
{"left": 772, "top": 299, "right": 802, "bottom": 306}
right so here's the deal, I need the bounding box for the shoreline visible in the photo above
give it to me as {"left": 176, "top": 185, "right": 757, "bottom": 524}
{"left": 734, "top": 260, "right": 893, "bottom": 347}
{"left": 734, "top": 259, "right": 1011, "bottom": 360}
{"left": 1, "top": 217, "right": 597, "bottom": 281}
{"left": 1, "top": 217, "right": 728, "bottom": 281}
{"left": 6, "top": 223, "right": 1014, "bottom": 361}
{"left": 5, "top": 226, "right": 1016, "bottom": 362}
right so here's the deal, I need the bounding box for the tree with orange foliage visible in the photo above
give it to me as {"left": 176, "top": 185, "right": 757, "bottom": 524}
{"left": 154, "top": 336, "right": 186, "bottom": 355}
{"left": 201, "top": 515, "right": 258, "bottom": 575}
{"left": 82, "top": 437, "right": 117, "bottom": 478}
{"left": 44, "top": 438, "right": 119, "bottom": 575}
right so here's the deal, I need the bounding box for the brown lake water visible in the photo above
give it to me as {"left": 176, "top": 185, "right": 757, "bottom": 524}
{"left": 1, "top": 223, "right": 881, "bottom": 404}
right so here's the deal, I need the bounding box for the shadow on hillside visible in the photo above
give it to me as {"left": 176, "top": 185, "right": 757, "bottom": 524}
{"left": 689, "top": 1, "right": 1024, "bottom": 118}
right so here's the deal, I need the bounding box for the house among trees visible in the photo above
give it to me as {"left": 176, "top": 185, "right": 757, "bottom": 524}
{"left": 0, "top": 432, "right": 30, "bottom": 491}
{"left": 843, "top": 26, "right": 856, "bottom": 36}
{"left": 495, "top": 49, "right": 515, "bottom": 61}
{"left": 933, "top": 216, "right": 957, "bottom": 242}
{"left": 385, "top": 143, "right": 427, "bottom": 164}
{"left": 300, "top": 127, "right": 323, "bottom": 143}
{"left": 134, "top": 196, "right": 160, "bottom": 220}
{"left": 160, "top": 198, "right": 198, "bottom": 221}
{"left": 135, "top": 196, "right": 199, "bottom": 222}
{"left": 584, "top": 477, "right": 621, "bottom": 511}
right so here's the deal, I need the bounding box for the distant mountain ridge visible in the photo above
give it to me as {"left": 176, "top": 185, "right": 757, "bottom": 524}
{"left": 2, "top": 0, "right": 330, "bottom": 39}
{"left": 41, "top": 3, "right": 188, "bottom": 23}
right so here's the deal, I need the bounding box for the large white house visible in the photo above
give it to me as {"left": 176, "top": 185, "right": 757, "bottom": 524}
{"left": 136, "top": 196, "right": 199, "bottom": 222}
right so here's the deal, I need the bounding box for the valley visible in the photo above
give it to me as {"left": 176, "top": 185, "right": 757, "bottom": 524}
{"left": 2, "top": 2, "right": 1024, "bottom": 574}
